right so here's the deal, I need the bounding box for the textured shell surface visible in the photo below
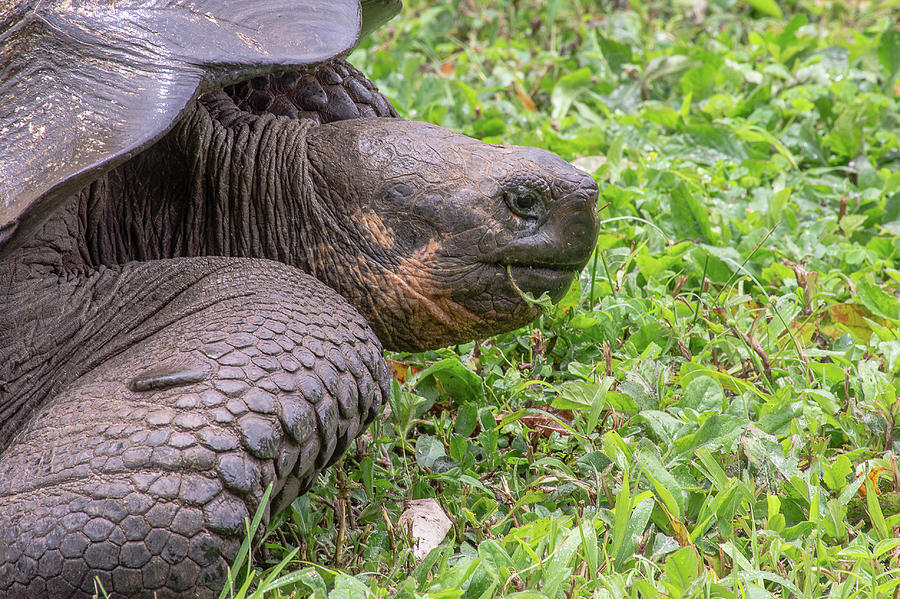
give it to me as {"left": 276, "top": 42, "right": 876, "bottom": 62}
{"left": 0, "top": 0, "right": 378, "bottom": 254}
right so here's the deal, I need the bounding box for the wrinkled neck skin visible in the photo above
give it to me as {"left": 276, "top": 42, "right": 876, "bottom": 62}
{"left": 79, "top": 96, "right": 340, "bottom": 277}
{"left": 70, "top": 95, "right": 471, "bottom": 351}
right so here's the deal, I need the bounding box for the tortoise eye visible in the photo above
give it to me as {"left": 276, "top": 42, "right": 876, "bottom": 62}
{"left": 505, "top": 189, "right": 542, "bottom": 219}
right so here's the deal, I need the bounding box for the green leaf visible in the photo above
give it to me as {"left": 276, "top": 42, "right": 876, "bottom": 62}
{"left": 328, "top": 574, "right": 371, "bottom": 599}
{"left": 865, "top": 477, "right": 890, "bottom": 540}
{"left": 477, "top": 408, "right": 500, "bottom": 469}
{"left": 449, "top": 435, "right": 468, "bottom": 463}
{"left": 636, "top": 445, "right": 684, "bottom": 517}
{"left": 577, "top": 515, "right": 599, "bottom": 574}
{"left": 598, "top": 35, "right": 633, "bottom": 71}
{"left": 416, "top": 358, "right": 484, "bottom": 404}
{"left": 454, "top": 402, "right": 479, "bottom": 437}
{"left": 695, "top": 448, "right": 730, "bottom": 490}
{"left": 551, "top": 68, "right": 592, "bottom": 120}
{"left": 766, "top": 187, "right": 791, "bottom": 226}
{"left": 679, "top": 376, "right": 725, "bottom": 413}
{"left": 477, "top": 540, "right": 512, "bottom": 583}
{"left": 611, "top": 468, "right": 632, "bottom": 561}
{"left": 662, "top": 546, "right": 702, "bottom": 595}
{"left": 680, "top": 64, "right": 717, "bottom": 100}
{"left": 878, "top": 28, "right": 900, "bottom": 79}
{"left": 822, "top": 454, "right": 853, "bottom": 492}
{"left": 879, "top": 340, "right": 900, "bottom": 372}
{"left": 556, "top": 278, "right": 582, "bottom": 311}
{"left": 673, "top": 414, "right": 746, "bottom": 455}
{"left": 544, "top": 526, "right": 585, "bottom": 594}
{"left": 856, "top": 280, "right": 899, "bottom": 320}
{"left": 873, "top": 538, "right": 900, "bottom": 559}
{"left": 552, "top": 380, "right": 601, "bottom": 412}
{"left": 415, "top": 435, "right": 447, "bottom": 469}
{"left": 744, "top": 0, "right": 782, "bottom": 18}
{"left": 671, "top": 181, "right": 717, "bottom": 242}
{"left": 617, "top": 496, "right": 654, "bottom": 571}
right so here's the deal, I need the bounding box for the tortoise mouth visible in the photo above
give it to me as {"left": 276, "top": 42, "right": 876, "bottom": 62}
{"left": 503, "top": 263, "right": 579, "bottom": 302}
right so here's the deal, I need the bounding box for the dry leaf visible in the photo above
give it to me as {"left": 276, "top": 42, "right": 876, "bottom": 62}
{"left": 856, "top": 467, "right": 889, "bottom": 498}
{"left": 397, "top": 498, "right": 452, "bottom": 559}
{"left": 388, "top": 359, "right": 421, "bottom": 384}
{"left": 495, "top": 409, "right": 574, "bottom": 438}
{"left": 514, "top": 79, "right": 537, "bottom": 113}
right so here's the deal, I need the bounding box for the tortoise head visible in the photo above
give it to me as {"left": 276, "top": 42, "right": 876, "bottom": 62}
{"left": 305, "top": 118, "right": 599, "bottom": 352}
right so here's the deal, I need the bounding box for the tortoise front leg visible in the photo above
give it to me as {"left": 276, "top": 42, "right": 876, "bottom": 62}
{"left": 0, "top": 257, "right": 388, "bottom": 598}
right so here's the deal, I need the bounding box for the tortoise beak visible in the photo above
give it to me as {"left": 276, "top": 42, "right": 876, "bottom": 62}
{"left": 493, "top": 163, "right": 599, "bottom": 270}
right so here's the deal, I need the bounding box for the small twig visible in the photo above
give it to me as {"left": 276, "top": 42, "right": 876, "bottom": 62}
{"left": 334, "top": 499, "right": 346, "bottom": 566}
{"left": 381, "top": 504, "right": 396, "bottom": 553}
{"left": 472, "top": 340, "right": 482, "bottom": 376}
{"left": 603, "top": 343, "right": 612, "bottom": 377}
{"left": 731, "top": 324, "right": 772, "bottom": 384}
{"left": 599, "top": 251, "right": 617, "bottom": 297}
{"left": 691, "top": 255, "right": 710, "bottom": 329}
{"left": 499, "top": 476, "right": 521, "bottom": 528}
{"left": 891, "top": 453, "right": 900, "bottom": 493}
{"left": 843, "top": 369, "right": 851, "bottom": 412}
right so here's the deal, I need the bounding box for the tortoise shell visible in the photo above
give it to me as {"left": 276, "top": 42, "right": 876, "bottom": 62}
{"left": 0, "top": 0, "right": 399, "bottom": 253}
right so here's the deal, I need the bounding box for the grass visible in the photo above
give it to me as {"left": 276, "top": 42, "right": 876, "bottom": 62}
{"left": 226, "top": 0, "right": 900, "bottom": 597}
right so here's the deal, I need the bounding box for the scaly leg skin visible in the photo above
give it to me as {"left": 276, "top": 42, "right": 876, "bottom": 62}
{"left": 0, "top": 257, "right": 388, "bottom": 598}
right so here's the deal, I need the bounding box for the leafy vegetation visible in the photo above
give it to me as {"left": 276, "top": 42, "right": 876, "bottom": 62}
{"left": 229, "top": 0, "right": 900, "bottom": 597}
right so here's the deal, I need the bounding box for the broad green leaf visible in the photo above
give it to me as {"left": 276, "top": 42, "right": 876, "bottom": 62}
{"left": 615, "top": 496, "right": 655, "bottom": 571}
{"left": 611, "top": 468, "right": 632, "bottom": 562}
{"left": 545, "top": 528, "right": 584, "bottom": 594}
{"left": 679, "top": 376, "right": 724, "bottom": 413}
{"left": 822, "top": 454, "right": 853, "bottom": 492}
{"left": 662, "top": 546, "right": 702, "bottom": 595}
{"left": 415, "top": 435, "right": 447, "bottom": 469}
{"left": 556, "top": 278, "right": 582, "bottom": 311}
{"left": 328, "top": 575, "right": 370, "bottom": 599}
{"left": 477, "top": 540, "right": 512, "bottom": 583}
{"left": 695, "top": 448, "right": 730, "bottom": 490}
{"left": 636, "top": 445, "right": 684, "bottom": 517}
{"left": 671, "top": 182, "right": 716, "bottom": 242}
{"left": 865, "top": 478, "right": 890, "bottom": 540}
{"left": 598, "top": 35, "right": 633, "bottom": 71}
{"left": 553, "top": 380, "right": 599, "bottom": 411}
{"left": 766, "top": 187, "right": 792, "bottom": 226}
{"left": 878, "top": 28, "right": 900, "bottom": 79}
{"left": 873, "top": 538, "right": 900, "bottom": 559}
{"left": 673, "top": 414, "right": 745, "bottom": 455}
{"left": 879, "top": 340, "right": 900, "bottom": 371}
{"left": 416, "top": 358, "right": 484, "bottom": 404}
{"left": 856, "top": 280, "right": 899, "bottom": 320}
{"left": 550, "top": 68, "right": 592, "bottom": 120}
{"left": 454, "top": 402, "right": 479, "bottom": 437}
{"left": 577, "top": 516, "right": 599, "bottom": 574}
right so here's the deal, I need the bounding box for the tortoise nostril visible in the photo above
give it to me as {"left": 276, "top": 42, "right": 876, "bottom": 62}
{"left": 570, "top": 192, "right": 600, "bottom": 244}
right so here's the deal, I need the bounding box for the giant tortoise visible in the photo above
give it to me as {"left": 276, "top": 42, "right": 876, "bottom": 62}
{"left": 0, "top": 0, "right": 599, "bottom": 596}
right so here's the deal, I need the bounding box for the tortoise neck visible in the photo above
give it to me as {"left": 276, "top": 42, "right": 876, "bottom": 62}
{"left": 179, "top": 94, "right": 324, "bottom": 267}
{"left": 78, "top": 96, "right": 339, "bottom": 272}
